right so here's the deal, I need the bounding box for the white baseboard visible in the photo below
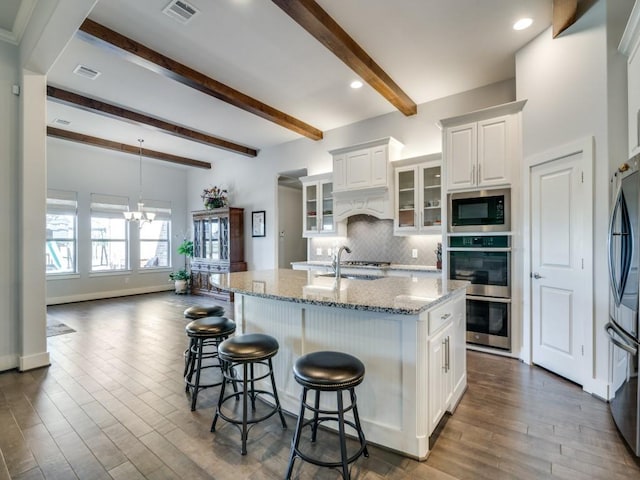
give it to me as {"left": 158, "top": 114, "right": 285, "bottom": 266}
{"left": 19, "top": 351, "right": 50, "bottom": 371}
{"left": 0, "top": 353, "right": 18, "bottom": 372}
{"left": 46, "top": 285, "right": 174, "bottom": 305}
{"left": 583, "top": 377, "right": 609, "bottom": 401}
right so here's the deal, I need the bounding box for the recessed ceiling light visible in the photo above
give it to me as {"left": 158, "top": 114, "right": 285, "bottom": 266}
{"left": 350, "top": 80, "right": 363, "bottom": 89}
{"left": 513, "top": 18, "right": 533, "bottom": 30}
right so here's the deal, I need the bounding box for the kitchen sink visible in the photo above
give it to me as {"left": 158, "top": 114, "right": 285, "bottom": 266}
{"left": 317, "top": 273, "right": 384, "bottom": 281}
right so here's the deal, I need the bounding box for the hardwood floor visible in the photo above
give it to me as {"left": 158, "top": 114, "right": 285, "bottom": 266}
{"left": 0, "top": 292, "right": 639, "bottom": 479}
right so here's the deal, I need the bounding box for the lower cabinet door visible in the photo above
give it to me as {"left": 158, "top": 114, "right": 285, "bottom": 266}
{"left": 428, "top": 325, "right": 449, "bottom": 435}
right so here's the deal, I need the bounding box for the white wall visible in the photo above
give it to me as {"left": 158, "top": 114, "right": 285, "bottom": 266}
{"left": 188, "top": 79, "right": 516, "bottom": 270}
{"left": 0, "top": 42, "right": 20, "bottom": 371}
{"left": 46, "top": 138, "right": 189, "bottom": 304}
{"left": 515, "top": 0, "right": 632, "bottom": 397}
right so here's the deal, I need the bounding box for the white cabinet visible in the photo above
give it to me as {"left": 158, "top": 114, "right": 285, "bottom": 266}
{"left": 427, "top": 292, "right": 466, "bottom": 435}
{"left": 620, "top": 3, "right": 640, "bottom": 156}
{"left": 440, "top": 101, "right": 526, "bottom": 191}
{"left": 301, "top": 173, "right": 345, "bottom": 237}
{"left": 394, "top": 154, "right": 442, "bottom": 235}
{"left": 331, "top": 137, "right": 403, "bottom": 194}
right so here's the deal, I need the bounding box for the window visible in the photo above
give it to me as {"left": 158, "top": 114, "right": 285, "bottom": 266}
{"left": 90, "top": 194, "right": 129, "bottom": 272}
{"left": 46, "top": 189, "right": 77, "bottom": 274}
{"left": 139, "top": 200, "right": 171, "bottom": 269}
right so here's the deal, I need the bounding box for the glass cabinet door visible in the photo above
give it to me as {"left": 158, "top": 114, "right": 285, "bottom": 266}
{"left": 209, "top": 217, "right": 220, "bottom": 260}
{"left": 321, "top": 181, "right": 334, "bottom": 232}
{"left": 219, "top": 216, "right": 229, "bottom": 261}
{"left": 421, "top": 165, "right": 441, "bottom": 228}
{"left": 304, "top": 183, "right": 318, "bottom": 233}
{"left": 193, "top": 219, "right": 202, "bottom": 257}
{"left": 397, "top": 169, "right": 416, "bottom": 228}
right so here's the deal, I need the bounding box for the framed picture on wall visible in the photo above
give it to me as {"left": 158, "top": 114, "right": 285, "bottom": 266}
{"left": 252, "top": 210, "right": 265, "bottom": 237}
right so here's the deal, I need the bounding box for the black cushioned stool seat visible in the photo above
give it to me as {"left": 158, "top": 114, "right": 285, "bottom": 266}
{"left": 211, "top": 333, "right": 287, "bottom": 455}
{"left": 286, "top": 351, "right": 368, "bottom": 480}
{"left": 184, "top": 305, "right": 225, "bottom": 320}
{"left": 184, "top": 316, "right": 236, "bottom": 411}
{"left": 182, "top": 305, "right": 225, "bottom": 384}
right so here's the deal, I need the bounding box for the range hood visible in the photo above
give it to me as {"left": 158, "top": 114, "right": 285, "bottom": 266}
{"left": 330, "top": 137, "right": 403, "bottom": 221}
{"left": 333, "top": 189, "right": 394, "bottom": 221}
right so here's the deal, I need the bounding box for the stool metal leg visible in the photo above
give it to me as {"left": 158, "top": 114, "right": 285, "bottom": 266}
{"left": 241, "top": 363, "right": 249, "bottom": 455}
{"left": 311, "top": 389, "right": 321, "bottom": 442}
{"left": 183, "top": 337, "right": 195, "bottom": 381}
{"left": 268, "top": 358, "right": 288, "bottom": 429}
{"left": 190, "top": 337, "right": 204, "bottom": 411}
{"left": 210, "top": 363, "right": 227, "bottom": 433}
{"left": 350, "top": 388, "right": 369, "bottom": 457}
{"left": 337, "top": 391, "right": 350, "bottom": 480}
{"left": 285, "top": 387, "right": 309, "bottom": 480}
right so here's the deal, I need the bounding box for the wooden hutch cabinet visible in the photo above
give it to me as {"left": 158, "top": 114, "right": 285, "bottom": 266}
{"left": 190, "top": 207, "right": 246, "bottom": 300}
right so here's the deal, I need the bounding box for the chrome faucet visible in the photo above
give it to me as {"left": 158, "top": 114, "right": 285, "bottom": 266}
{"left": 332, "top": 245, "right": 352, "bottom": 279}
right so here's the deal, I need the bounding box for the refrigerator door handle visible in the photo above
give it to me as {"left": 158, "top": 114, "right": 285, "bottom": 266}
{"left": 606, "top": 322, "right": 638, "bottom": 355}
{"left": 608, "top": 315, "right": 640, "bottom": 347}
{"left": 608, "top": 185, "right": 631, "bottom": 306}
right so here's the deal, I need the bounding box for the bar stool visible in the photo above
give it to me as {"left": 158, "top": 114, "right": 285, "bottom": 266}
{"left": 285, "top": 351, "right": 368, "bottom": 480}
{"left": 182, "top": 305, "right": 225, "bottom": 379}
{"left": 211, "top": 333, "right": 288, "bottom": 455}
{"left": 184, "top": 316, "right": 236, "bottom": 411}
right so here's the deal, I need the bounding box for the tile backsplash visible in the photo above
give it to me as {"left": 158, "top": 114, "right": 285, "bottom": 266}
{"left": 308, "top": 214, "right": 442, "bottom": 266}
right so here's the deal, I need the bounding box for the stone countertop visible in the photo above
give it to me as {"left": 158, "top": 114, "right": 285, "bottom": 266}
{"left": 291, "top": 261, "right": 441, "bottom": 273}
{"left": 210, "top": 269, "right": 467, "bottom": 315}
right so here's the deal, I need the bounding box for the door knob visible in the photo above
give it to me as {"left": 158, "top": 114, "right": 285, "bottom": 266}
{"left": 532, "top": 272, "right": 544, "bottom": 279}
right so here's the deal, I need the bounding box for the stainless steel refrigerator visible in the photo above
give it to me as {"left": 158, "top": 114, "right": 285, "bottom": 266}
{"left": 607, "top": 158, "right": 640, "bottom": 456}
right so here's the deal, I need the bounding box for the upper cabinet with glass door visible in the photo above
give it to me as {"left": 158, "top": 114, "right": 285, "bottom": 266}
{"left": 394, "top": 154, "right": 443, "bottom": 235}
{"left": 301, "top": 173, "right": 346, "bottom": 238}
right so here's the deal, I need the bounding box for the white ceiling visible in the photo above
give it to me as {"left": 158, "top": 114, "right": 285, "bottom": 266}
{"left": 13, "top": 0, "right": 553, "bottom": 164}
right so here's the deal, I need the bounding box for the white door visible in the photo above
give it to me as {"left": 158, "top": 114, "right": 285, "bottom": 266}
{"left": 531, "top": 151, "right": 590, "bottom": 385}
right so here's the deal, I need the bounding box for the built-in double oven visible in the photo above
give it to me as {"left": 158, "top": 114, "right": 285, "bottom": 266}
{"left": 448, "top": 188, "right": 512, "bottom": 350}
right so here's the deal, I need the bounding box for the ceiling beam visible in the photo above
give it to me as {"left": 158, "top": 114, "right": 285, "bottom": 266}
{"left": 47, "top": 86, "right": 258, "bottom": 157}
{"left": 47, "top": 127, "right": 212, "bottom": 169}
{"left": 552, "top": 0, "right": 578, "bottom": 38}
{"left": 271, "top": 0, "right": 417, "bottom": 116}
{"left": 77, "top": 19, "right": 323, "bottom": 141}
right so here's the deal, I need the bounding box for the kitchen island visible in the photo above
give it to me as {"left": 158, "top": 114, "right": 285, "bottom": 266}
{"left": 210, "top": 269, "right": 468, "bottom": 459}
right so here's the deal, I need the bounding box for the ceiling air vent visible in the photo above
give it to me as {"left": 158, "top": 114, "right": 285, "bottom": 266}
{"left": 163, "top": 0, "right": 199, "bottom": 24}
{"left": 73, "top": 64, "right": 101, "bottom": 80}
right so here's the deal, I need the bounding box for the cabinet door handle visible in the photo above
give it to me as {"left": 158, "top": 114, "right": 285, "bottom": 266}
{"left": 446, "top": 336, "right": 451, "bottom": 372}
{"left": 477, "top": 164, "right": 481, "bottom": 184}
{"left": 472, "top": 165, "right": 475, "bottom": 185}
{"left": 440, "top": 313, "right": 451, "bottom": 320}
{"left": 444, "top": 336, "right": 448, "bottom": 372}
{"left": 442, "top": 338, "right": 447, "bottom": 371}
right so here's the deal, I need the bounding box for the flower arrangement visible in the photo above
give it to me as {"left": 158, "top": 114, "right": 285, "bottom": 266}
{"left": 201, "top": 186, "right": 228, "bottom": 209}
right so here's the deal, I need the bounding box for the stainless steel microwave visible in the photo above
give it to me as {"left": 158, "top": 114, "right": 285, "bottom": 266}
{"left": 448, "top": 188, "right": 511, "bottom": 233}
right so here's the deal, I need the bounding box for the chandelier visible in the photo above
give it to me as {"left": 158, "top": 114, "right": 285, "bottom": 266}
{"left": 123, "top": 139, "right": 155, "bottom": 225}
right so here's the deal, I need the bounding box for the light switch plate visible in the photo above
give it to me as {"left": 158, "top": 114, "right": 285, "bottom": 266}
{"left": 412, "top": 249, "right": 418, "bottom": 258}
{"left": 316, "top": 248, "right": 322, "bottom": 255}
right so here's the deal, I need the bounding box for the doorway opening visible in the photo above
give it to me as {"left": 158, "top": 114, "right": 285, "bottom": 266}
{"left": 276, "top": 169, "right": 307, "bottom": 269}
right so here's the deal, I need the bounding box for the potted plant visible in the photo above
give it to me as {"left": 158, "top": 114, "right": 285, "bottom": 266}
{"left": 170, "top": 239, "right": 194, "bottom": 294}
{"left": 169, "top": 269, "right": 190, "bottom": 294}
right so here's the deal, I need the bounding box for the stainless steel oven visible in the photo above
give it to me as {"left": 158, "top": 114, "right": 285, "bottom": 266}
{"left": 466, "top": 296, "right": 511, "bottom": 350}
{"left": 448, "top": 188, "right": 510, "bottom": 233}
{"left": 449, "top": 235, "right": 511, "bottom": 350}
{"left": 448, "top": 235, "right": 510, "bottom": 298}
